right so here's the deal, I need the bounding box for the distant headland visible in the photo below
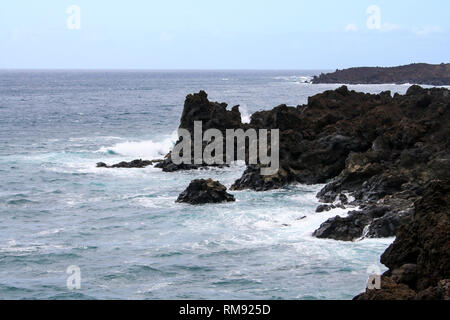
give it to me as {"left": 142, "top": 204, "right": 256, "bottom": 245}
{"left": 312, "top": 63, "right": 450, "bottom": 86}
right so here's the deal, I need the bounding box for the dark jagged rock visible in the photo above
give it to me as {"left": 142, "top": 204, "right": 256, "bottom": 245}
{"left": 179, "top": 90, "right": 243, "bottom": 133}
{"left": 154, "top": 158, "right": 203, "bottom": 172}
{"left": 353, "top": 276, "right": 418, "bottom": 300}
{"left": 96, "top": 159, "right": 162, "bottom": 168}
{"left": 231, "top": 92, "right": 374, "bottom": 191}
{"left": 176, "top": 178, "right": 235, "bottom": 205}
{"left": 233, "top": 86, "right": 448, "bottom": 241}
{"left": 416, "top": 280, "right": 450, "bottom": 300}
{"left": 354, "top": 180, "right": 450, "bottom": 300}
{"left": 231, "top": 165, "right": 290, "bottom": 192}
{"left": 313, "top": 205, "right": 412, "bottom": 241}
{"left": 391, "top": 264, "right": 419, "bottom": 288}
{"left": 156, "top": 91, "right": 244, "bottom": 172}
{"left": 381, "top": 180, "right": 450, "bottom": 290}
{"left": 234, "top": 85, "right": 449, "bottom": 193}
{"left": 96, "top": 162, "right": 108, "bottom": 168}
{"left": 313, "top": 210, "right": 372, "bottom": 241}
{"left": 315, "top": 204, "right": 336, "bottom": 213}
{"left": 312, "top": 63, "right": 450, "bottom": 86}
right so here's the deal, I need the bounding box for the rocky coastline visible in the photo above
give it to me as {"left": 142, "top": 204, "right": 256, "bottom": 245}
{"left": 312, "top": 63, "right": 450, "bottom": 86}
{"left": 354, "top": 180, "right": 450, "bottom": 300}
{"left": 97, "top": 85, "right": 449, "bottom": 299}
{"left": 153, "top": 85, "right": 449, "bottom": 242}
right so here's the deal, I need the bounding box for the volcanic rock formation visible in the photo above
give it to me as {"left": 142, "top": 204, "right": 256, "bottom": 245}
{"left": 354, "top": 180, "right": 450, "bottom": 300}
{"left": 176, "top": 178, "right": 235, "bottom": 205}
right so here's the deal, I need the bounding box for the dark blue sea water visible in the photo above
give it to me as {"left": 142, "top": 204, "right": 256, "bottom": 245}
{"left": 0, "top": 70, "right": 424, "bottom": 299}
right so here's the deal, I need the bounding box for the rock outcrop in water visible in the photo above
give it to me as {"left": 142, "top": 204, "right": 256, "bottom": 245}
{"left": 155, "top": 90, "right": 244, "bottom": 172}
{"left": 313, "top": 204, "right": 412, "bottom": 241}
{"left": 312, "top": 63, "right": 450, "bottom": 86}
{"left": 176, "top": 178, "right": 235, "bottom": 204}
{"left": 96, "top": 159, "right": 162, "bottom": 168}
{"left": 354, "top": 180, "right": 450, "bottom": 300}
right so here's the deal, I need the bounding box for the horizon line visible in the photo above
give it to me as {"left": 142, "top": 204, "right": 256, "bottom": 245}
{"left": 1, "top": 62, "right": 445, "bottom": 72}
{"left": 0, "top": 68, "right": 331, "bottom": 72}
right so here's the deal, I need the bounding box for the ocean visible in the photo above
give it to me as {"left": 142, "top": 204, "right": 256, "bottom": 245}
{"left": 0, "top": 70, "right": 424, "bottom": 299}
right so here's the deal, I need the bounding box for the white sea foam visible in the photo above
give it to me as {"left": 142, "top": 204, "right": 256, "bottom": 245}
{"left": 137, "top": 196, "right": 177, "bottom": 209}
{"left": 36, "top": 228, "right": 65, "bottom": 236}
{"left": 138, "top": 283, "right": 171, "bottom": 294}
{"left": 97, "top": 131, "right": 177, "bottom": 159}
{"left": 296, "top": 206, "right": 351, "bottom": 237}
{"left": 296, "top": 76, "right": 313, "bottom": 83}
{"left": 274, "top": 75, "right": 313, "bottom": 83}
{"left": 68, "top": 136, "right": 122, "bottom": 143}
{"left": 239, "top": 105, "right": 252, "bottom": 124}
{"left": 0, "top": 240, "right": 65, "bottom": 253}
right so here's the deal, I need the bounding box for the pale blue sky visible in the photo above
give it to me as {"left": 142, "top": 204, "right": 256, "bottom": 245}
{"left": 0, "top": 0, "right": 448, "bottom": 69}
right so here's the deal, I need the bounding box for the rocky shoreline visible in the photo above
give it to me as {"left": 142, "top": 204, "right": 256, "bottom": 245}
{"left": 159, "top": 86, "right": 448, "bottom": 240}
{"left": 97, "top": 85, "right": 449, "bottom": 299}
{"left": 311, "top": 63, "right": 450, "bottom": 86}
{"left": 354, "top": 180, "right": 450, "bottom": 300}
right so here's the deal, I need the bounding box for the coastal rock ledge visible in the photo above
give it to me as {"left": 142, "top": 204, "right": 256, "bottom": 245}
{"left": 354, "top": 180, "right": 450, "bottom": 300}
{"left": 176, "top": 178, "right": 235, "bottom": 205}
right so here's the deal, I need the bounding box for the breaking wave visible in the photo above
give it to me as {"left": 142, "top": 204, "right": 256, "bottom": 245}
{"left": 97, "top": 131, "right": 177, "bottom": 159}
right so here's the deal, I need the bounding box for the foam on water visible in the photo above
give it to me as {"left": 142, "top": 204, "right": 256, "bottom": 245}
{"left": 239, "top": 105, "right": 252, "bottom": 124}
{"left": 97, "top": 131, "right": 177, "bottom": 159}
{"left": 274, "top": 75, "right": 313, "bottom": 83}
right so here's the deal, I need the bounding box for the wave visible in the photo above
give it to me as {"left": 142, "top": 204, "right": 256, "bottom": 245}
{"left": 0, "top": 240, "right": 66, "bottom": 254}
{"left": 239, "top": 104, "right": 251, "bottom": 124}
{"left": 274, "top": 75, "right": 313, "bottom": 83}
{"left": 97, "top": 131, "right": 177, "bottom": 159}
{"left": 6, "top": 199, "right": 36, "bottom": 206}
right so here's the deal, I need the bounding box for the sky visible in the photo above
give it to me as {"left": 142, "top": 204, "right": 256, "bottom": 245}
{"left": 0, "top": 0, "right": 448, "bottom": 69}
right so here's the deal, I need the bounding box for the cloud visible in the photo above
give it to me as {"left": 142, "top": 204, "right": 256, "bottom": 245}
{"left": 413, "top": 25, "right": 444, "bottom": 36}
{"left": 345, "top": 23, "right": 358, "bottom": 32}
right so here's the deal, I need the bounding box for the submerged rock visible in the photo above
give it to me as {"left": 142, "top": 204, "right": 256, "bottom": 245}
{"left": 176, "top": 178, "right": 235, "bottom": 205}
